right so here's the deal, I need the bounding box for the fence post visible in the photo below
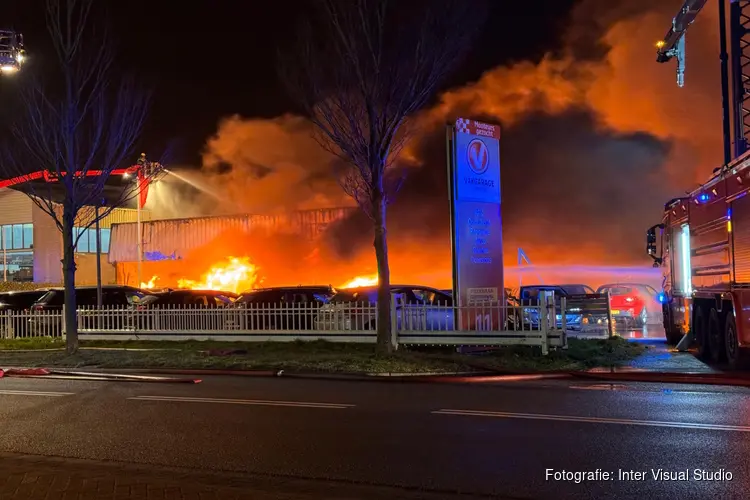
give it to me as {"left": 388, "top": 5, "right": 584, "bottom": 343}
{"left": 390, "top": 295, "right": 398, "bottom": 350}
{"left": 540, "top": 295, "right": 549, "bottom": 355}
{"left": 4, "top": 310, "right": 11, "bottom": 339}
{"left": 606, "top": 290, "right": 614, "bottom": 338}
{"left": 560, "top": 296, "right": 567, "bottom": 349}
{"left": 61, "top": 309, "right": 66, "bottom": 340}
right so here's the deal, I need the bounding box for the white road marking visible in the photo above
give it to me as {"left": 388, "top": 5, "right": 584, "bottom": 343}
{"left": 433, "top": 409, "right": 750, "bottom": 432}
{"left": 569, "top": 384, "right": 629, "bottom": 391}
{"left": 0, "top": 389, "right": 73, "bottom": 397}
{"left": 129, "top": 395, "right": 355, "bottom": 409}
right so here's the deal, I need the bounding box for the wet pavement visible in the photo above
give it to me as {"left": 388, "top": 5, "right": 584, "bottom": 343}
{"left": 1, "top": 374, "right": 748, "bottom": 499}
{"left": 571, "top": 320, "right": 719, "bottom": 374}
{"left": 619, "top": 323, "right": 718, "bottom": 374}
{"left": 615, "top": 321, "right": 666, "bottom": 340}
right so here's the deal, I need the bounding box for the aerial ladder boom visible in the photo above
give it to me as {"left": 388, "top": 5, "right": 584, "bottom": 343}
{"left": 655, "top": 0, "right": 709, "bottom": 87}
{"left": 656, "top": 0, "right": 750, "bottom": 164}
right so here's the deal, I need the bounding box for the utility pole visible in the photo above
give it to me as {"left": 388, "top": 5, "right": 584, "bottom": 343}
{"left": 135, "top": 153, "right": 146, "bottom": 287}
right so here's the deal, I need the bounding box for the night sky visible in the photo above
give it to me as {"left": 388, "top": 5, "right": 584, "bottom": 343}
{"left": 2, "top": 0, "right": 575, "bottom": 165}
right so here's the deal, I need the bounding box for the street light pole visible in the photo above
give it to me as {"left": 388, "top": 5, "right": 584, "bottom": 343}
{"left": 135, "top": 153, "right": 147, "bottom": 288}
{"left": 136, "top": 194, "right": 142, "bottom": 287}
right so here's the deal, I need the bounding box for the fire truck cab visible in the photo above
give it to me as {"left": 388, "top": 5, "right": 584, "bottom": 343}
{"left": 647, "top": 150, "right": 750, "bottom": 368}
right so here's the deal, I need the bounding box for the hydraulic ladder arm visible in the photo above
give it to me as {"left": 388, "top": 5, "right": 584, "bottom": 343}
{"left": 655, "top": 0, "right": 709, "bottom": 87}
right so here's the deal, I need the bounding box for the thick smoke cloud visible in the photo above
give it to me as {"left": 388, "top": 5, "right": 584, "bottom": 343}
{"left": 195, "top": 0, "right": 723, "bottom": 273}
{"left": 199, "top": 115, "right": 352, "bottom": 214}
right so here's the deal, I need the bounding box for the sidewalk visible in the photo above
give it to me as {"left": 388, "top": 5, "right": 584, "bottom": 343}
{"left": 0, "top": 452, "right": 490, "bottom": 500}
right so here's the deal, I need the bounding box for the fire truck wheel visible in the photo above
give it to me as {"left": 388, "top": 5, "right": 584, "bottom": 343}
{"left": 708, "top": 308, "right": 726, "bottom": 363}
{"left": 694, "top": 307, "right": 710, "bottom": 360}
{"left": 724, "top": 314, "right": 747, "bottom": 369}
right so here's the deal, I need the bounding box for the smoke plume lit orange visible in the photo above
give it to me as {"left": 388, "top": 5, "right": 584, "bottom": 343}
{"left": 170, "top": 0, "right": 724, "bottom": 287}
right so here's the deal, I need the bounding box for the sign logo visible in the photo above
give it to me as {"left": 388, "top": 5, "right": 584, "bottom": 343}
{"left": 467, "top": 139, "right": 489, "bottom": 175}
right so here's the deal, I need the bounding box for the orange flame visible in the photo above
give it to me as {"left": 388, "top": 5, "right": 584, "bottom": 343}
{"left": 141, "top": 276, "right": 158, "bottom": 289}
{"left": 177, "top": 256, "right": 262, "bottom": 294}
{"left": 338, "top": 273, "right": 378, "bottom": 288}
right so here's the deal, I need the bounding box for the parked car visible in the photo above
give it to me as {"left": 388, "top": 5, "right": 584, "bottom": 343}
{"left": 517, "top": 285, "right": 596, "bottom": 330}
{"left": 134, "top": 289, "right": 238, "bottom": 331}
{"left": 230, "top": 286, "right": 336, "bottom": 330}
{"left": 0, "top": 289, "right": 49, "bottom": 311}
{"left": 141, "top": 289, "right": 238, "bottom": 308}
{"left": 0, "top": 289, "right": 50, "bottom": 338}
{"left": 32, "top": 285, "right": 151, "bottom": 311}
{"left": 595, "top": 283, "right": 660, "bottom": 327}
{"left": 316, "top": 285, "right": 454, "bottom": 331}
{"left": 30, "top": 285, "right": 152, "bottom": 334}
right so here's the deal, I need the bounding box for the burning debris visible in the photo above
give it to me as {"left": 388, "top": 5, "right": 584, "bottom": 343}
{"left": 141, "top": 276, "right": 158, "bottom": 289}
{"left": 338, "top": 274, "right": 378, "bottom": 289}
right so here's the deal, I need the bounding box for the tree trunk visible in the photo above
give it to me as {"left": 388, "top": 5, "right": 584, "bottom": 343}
{"left": 373, "top": 190, "right": 392, "bottom": 354}
{"left": 62, "top": 203, "right": 78, "bottom": 354}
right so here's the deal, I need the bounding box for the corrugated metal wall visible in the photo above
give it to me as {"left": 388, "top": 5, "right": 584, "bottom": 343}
{"left": 0, "top": 189, "right": 33, "bottom": 225}
{"left": 109, "top": 207, "right": 356, "bottom": 263}
{"left": 53, "top": 205, "right": 152, "bottom": 229}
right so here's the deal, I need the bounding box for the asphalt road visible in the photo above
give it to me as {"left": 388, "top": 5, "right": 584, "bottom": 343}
{"left": 0, "top": 375, "right": 748, "bottom": 499}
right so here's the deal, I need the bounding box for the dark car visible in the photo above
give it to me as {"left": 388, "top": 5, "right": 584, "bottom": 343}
{"left": 30, "top": 285, "right": 152, "bottom": 335}
{"left": 317, "top": 285, "right": 454, "bottom": 331}
{"left": 142, "top": 289, "right": 238, "bottom": 308}
{"left": 231, "top": 286, "right": 336, "bottom": 330}
{"left": 0, "top": 289, "right": 50, "bottom": 338}
{"left": 32, "top": 285, "right": 151, "bottom": 311}
{"left": 517, "top": 284, "right": 595, "bottom": 330}
{"left": 135, "top": 289, "right": 239, "bottom": 331}
{"left": 0, "top": 289, "right": 49, "bottom": 311}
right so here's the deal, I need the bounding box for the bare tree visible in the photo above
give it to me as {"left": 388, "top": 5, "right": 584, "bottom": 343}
{"left": 0, "top": 0, "right": 160, "bottom": 353}
{"left": 279, "top": 0, "right": 486, "bottom": 352}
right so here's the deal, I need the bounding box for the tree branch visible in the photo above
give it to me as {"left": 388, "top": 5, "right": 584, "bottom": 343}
{"left": 279, "top": 0, "right": 486, "bottom": 217}
{"left": 0, "top": 0, "right": 153, "bottom": 247}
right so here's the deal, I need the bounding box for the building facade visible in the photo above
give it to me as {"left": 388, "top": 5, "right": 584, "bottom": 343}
{"left": 0, "top": 188, "right": 148, "bottom": 285}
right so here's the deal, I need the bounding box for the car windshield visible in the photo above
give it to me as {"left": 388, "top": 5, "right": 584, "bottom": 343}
{"left": 520, "top": 287, "right": 562, "bottom": 301}
{"left": 560, "top": 285, "right": 593, "bottom": 295}
{"left": 312, "top": 292, "right": 333, "bottom": 303}
{"left": 598, "top": 284, "right": 658, "bottom": 297}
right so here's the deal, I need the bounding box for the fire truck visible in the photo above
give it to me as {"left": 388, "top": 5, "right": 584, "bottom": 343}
{"left": 647, "top": 150, "right": 750, "bottom": 368}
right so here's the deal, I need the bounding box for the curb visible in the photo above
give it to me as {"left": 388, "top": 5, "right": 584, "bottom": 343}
{"left": 570, "top": 371, "right": 750, "bottom": 387}
{"left": 135, "top": 369, "right": 497, "bottom": 382}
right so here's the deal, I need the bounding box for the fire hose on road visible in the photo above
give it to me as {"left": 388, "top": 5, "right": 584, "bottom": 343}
{"left": 0, "top": 367, "right": 201, "bottom": 383}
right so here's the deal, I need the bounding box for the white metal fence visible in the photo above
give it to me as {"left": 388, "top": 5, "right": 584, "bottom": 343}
{"left": 2, "top": 294, "right": 611, "bottom": 351}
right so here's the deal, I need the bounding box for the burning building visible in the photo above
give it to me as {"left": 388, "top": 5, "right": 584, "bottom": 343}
{"left": 107, "top": 208, "right": 356, "bottom": 292}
